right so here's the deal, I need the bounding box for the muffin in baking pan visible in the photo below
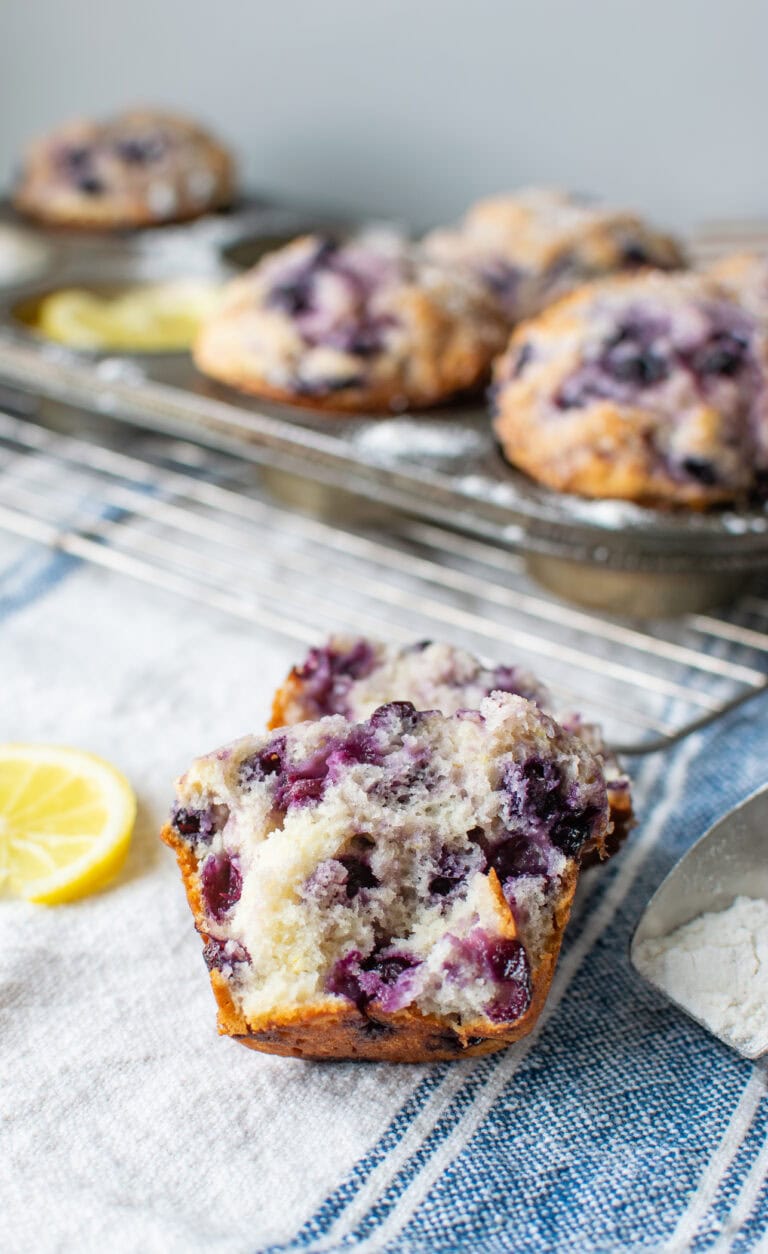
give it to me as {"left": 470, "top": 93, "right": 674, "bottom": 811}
{"left": 163, "top": 694, "right": 609, "bottom": 1061}
{"left": 491, "top": 270, "right": 768, "bottom": 508}
{"left": 423, "top": 187, "right": 684, "bottom": 325}
{"left": 193, "top": 230, "right": 507, "bottom": 413}
{"left": 271, "top": 635, "right": 633, "bottom": 856}
{"left": 13, "top": 108, "right": 235, "bottom": 230}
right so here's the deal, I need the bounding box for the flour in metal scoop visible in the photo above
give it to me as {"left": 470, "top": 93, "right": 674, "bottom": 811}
{"left": 635, "top": 896, "right": 768, "bottom": 1057}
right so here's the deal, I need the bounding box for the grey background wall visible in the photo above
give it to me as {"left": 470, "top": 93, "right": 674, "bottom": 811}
{"left": 0, "top": 0, "right": 765, "bottom": 233}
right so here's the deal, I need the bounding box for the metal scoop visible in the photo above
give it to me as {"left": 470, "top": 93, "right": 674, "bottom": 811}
{"left": 630, "top": 782, "right": 768, "bottom": 1060}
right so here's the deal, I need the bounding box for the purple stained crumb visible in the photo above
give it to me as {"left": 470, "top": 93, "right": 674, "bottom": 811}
{"left": 239, "top": 737, "right": 286, "bottom": 787}
{"left": 171, "top": 801, "right": 229, "bottom": 845}
{"left": 487, "top": 831, "right": 550, "bottom": 881}
{"left": 503, "top": 758, "right": 562, "bottom": 824}
{"left": 428, "top": 847, "right": 475, "bottom": 898}
{"left": 200, "top": 853, "right": 243, "bottom": 920}
{"left": 238, "top": 717, "right": 385, "bottom": 812}
{"left": 444, "top": 929, "right": 532, "bottom": 1025}
{"left": 454, "top": 708, "right": 485, "bottom": 724}
{"left": 302, "top": 854, "right": 379, "bottom": 906}
{"left": 294, "top": 640, "right": 376, "bottom": 717}
{"left": 498, "top": 756, "right": 602, "bottom": 862}
{"left": 203, "top": 935, "right": 250, "bottom": 972}
{"left": 468, "top": 816, "right": 551, "bottom": 883}
{"left": 368, "top": 701, "right": 423, "bottom": 733}
{"left": 327, "top": 948, "right": 422, "bottom": 1014}
{"left": 301, "top": 858, "right": 349, "bottom": 906}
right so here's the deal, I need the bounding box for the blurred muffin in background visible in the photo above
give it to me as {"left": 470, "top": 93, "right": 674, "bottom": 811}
{"left": 424, "top": 187, "right": 685, "bottom": 327}
{"left": 706, "top": 252, "right": 768, "bottom": 324}
{"left": 13, "top": 109, "right": 235, "bottom": 230}
{"left": 491, "top": 269, "right": 768, "bottom": 509}
{"left": 194, "top": 230, "right": 508, "bottom": 413}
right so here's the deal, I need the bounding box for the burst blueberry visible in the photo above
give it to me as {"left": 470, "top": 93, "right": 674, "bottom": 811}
{"left": 201, "top": 853, "right": 242, "bottom": 920}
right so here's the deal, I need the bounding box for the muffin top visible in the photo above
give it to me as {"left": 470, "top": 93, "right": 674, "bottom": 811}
{"left": 13, "top": 108, "right": 235, "bottom": 229}
{"left": 193, "top": 230, "right": 507, "bottom": 411}
{"left": 492, "top": 269, "right": 768, "bottom": 508}
{"left": 424, "top": 187, "right": 684, "bottom": 322}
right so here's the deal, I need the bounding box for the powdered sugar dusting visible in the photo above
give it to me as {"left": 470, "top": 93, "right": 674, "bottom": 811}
{"left": 355, "top": 419, "right": 488, "bottom": 464}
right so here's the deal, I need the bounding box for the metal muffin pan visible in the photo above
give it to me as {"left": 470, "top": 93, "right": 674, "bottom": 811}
{"left": 0, "top": 199, "right": 766, "bottom": 617}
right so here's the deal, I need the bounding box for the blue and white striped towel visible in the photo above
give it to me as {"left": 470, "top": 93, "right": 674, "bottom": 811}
{"left": 1, "top": 537, "right": 767, "bottom": 1253}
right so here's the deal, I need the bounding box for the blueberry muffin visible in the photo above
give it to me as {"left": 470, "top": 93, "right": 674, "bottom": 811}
{"left": 492, "top": 270, "right": 768, "bottom": 508}
{"left": 13, "top": 109, "right": 235, "bottom": 229}
{"left": 424, "top": 187, "right": 684, "bottom": 325}
{"left": 271, "top": 636, "right": 632, "bottom": 856}
{"left": 193, "top": 231, "right": 507, "bottom": 413}
{"left": 162, "top": 695, "right": 609, "bottom": 1061}
{"left": 706, "top": 253, "right": 768, "bottom": 325}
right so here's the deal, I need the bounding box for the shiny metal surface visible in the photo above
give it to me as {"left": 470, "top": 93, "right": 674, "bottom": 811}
{"left": 0, "top": 205, "right": 768, "bottom": 616}
{"left": 1, "top": 401, "right": 768, "bottom": 756}
{"left": 631, "top": 784, "right": 768, "bottom": 1059}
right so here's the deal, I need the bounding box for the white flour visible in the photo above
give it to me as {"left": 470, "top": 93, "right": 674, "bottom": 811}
{"left": 634, "top": 896, "right": 768, "bottom": 1058}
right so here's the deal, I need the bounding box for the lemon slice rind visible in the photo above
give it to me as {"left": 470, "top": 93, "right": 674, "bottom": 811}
{"left": 0, "top": 744, "right": 136, "bottom": 905}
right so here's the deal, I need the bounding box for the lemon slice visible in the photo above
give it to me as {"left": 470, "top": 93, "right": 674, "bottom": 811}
{"left": 0, "top": 744, "right": 136, "bottom": 904}
{"left": 36, "top": 279, "right": 223, "bottom": 352}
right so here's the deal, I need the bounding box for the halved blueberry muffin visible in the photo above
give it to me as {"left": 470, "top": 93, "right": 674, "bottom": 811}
{"left": 163, "top": 695, "right": 609, "bottom": 1061}
{"left": 271, "top": 636, "right": 632, "bottom": 856}
{"left": 423, "top": 187, "right": 684, "bottom": 326}
{"left": 193, "top": 231, "right": 507, "bottom": 413}
{"left": 13, "top": 108, "right": 234, "bottom": 230}
{"left": 492, "top": 270, "right": 768, "bottom": 507}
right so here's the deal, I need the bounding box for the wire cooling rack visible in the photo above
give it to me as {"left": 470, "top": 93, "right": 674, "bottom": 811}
{"left": 1, "top": 402, "right": 767, "bottom": 757}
